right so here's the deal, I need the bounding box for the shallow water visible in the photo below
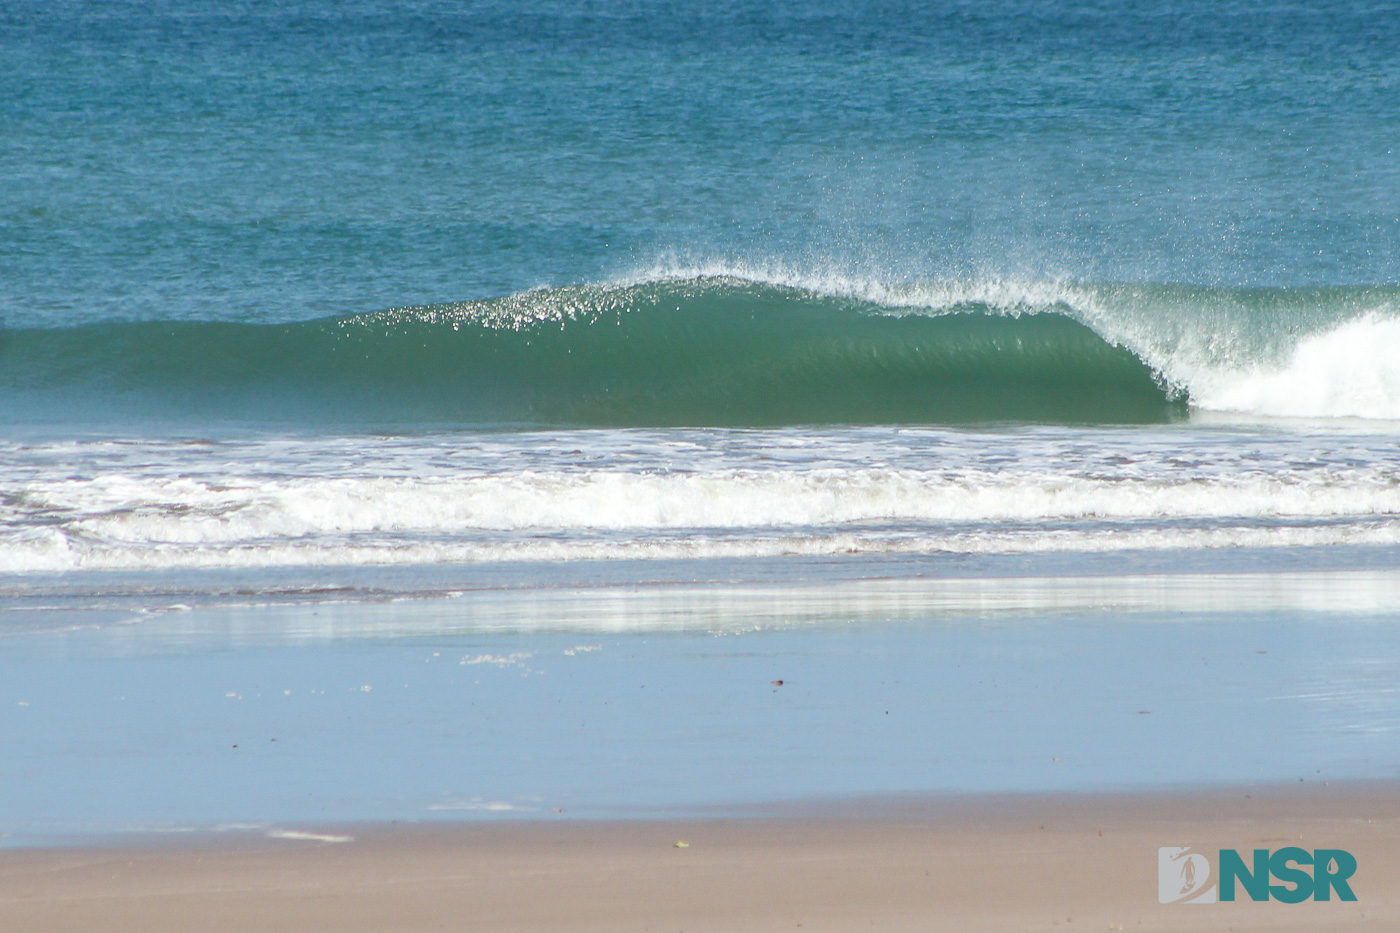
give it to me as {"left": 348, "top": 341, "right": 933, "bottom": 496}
{"left": 3, "top": 572, "right": 1399, "bottom": 845}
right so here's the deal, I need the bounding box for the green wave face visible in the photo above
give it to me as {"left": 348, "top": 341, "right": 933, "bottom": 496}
{"left": 1, "top": 279, "right": 1183, "bottom": 427}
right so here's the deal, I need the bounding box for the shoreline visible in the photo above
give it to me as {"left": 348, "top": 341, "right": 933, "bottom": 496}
{"left": 3, "top": 782, "right": 1397, "bottom": 932}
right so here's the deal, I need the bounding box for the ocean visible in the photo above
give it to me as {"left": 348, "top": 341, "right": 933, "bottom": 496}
{"left": 3, "top": 0, "right": 1400, "bottom": 842}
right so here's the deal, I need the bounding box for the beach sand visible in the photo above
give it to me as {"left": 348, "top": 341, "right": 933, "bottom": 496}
{"left": 3, "top": 783, "right": 1395, "bottom": 932}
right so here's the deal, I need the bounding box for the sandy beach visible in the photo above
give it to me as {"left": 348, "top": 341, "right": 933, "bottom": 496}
{"left": 3, "top": 783, "right": 1396, "bottom": 932}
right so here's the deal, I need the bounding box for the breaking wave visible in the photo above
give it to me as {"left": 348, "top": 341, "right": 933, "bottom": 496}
{"left": 3, "top": 270, "right": 1398, "bottom": 426}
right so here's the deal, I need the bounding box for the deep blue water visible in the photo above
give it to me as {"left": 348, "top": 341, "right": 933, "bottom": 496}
{"left": 4, "top": 0, "right": 1400, "bottom": 330}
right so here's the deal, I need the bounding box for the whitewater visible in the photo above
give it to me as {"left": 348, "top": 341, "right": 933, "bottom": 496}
{"left": 3, "top": 0, "right": 1400, "bottom": 602}
{"left": 2, "top": 414, "right": 1399, "bottom": 579}
{"left": 5, "top": 269, "right": 1400, "bottom": 583}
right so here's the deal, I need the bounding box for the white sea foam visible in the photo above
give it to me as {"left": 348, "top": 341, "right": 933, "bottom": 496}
{"left": 4, "top": 426, "right": 1398, "bottom": 574}
{"left": 265, "top": 829, "right": 354, "bottom": 843}
{"left": 4, "top": 478, "right": 1400, "bottom": 573}
{"left": 7, "top": 468, "right": 1399, "bottom": 547}
{"left": 59, "top": 461, "right": 1400, "bottom": 529}
{"left": 5, "top": 521, "right": 1400, "bottom": 574}
{"left": 1192, "top": 313, "right": 1400, "bottom": 421}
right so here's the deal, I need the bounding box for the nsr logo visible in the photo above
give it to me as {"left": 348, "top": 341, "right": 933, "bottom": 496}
{"left": 1159, "top": 846, "right": 1357, "bottom": 904}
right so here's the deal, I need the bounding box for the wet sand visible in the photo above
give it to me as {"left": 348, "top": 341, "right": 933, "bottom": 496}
{"left": 3, "top": 783, "right": 1396, "bottom": 932}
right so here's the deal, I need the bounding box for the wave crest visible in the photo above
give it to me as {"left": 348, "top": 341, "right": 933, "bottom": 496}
{"left": 7, "top": 270, "right": 1399, "bottom": 425}
{"left": 1, "top": 276, "right": 1180, "bottom": 427}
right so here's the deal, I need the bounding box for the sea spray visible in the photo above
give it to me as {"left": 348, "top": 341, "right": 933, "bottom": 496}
{"left": 8, "top": 273, "right": 1400, "bottom": 426}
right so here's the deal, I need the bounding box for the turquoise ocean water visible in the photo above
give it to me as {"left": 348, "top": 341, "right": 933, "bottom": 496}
{"left": 3, "top": 1, "right": 1400, "bottom": 841}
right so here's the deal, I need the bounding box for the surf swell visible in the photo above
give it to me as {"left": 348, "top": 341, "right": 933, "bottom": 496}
{"left": 0, "top": 277, "right": 1181, "bottom": 427}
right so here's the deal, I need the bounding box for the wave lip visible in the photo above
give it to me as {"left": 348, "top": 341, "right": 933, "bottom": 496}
{"left": 622, "top": 265, "right": 1400, "bottom": 424}
{"left": 0, "top": 276, "right": 1182, "bottom": 427}
{"left": 8, "top": 270, "right": 1399, "bottom": 426}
